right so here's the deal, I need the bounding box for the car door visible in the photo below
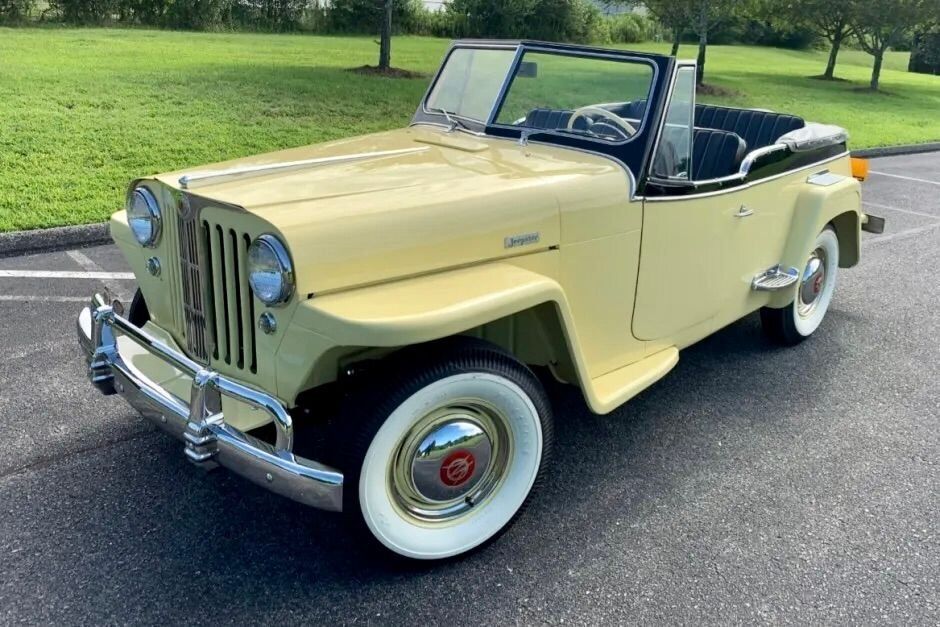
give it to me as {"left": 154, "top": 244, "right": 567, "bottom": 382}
{"left": 714, "top": 175, "right": 802, "bottom": 320}
{"left": 632, "top": 64, "right": 726, "bottom": 341}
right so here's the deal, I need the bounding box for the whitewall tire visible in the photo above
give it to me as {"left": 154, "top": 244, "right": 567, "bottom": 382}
{"left": 337, "top": 339, "right": 553, "bottom": 561}
{"left": 761, "top": 226, "right": 840, "bottom": 345}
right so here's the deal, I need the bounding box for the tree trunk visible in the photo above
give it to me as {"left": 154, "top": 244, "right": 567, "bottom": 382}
{"left": 379, "top": 0, "right": 392, "bottom": 71}
{"left": 670, "top": 27, "right": 680, "bottom": 57}
{"left": 696, "top": 31, "right": 707, "bottom": 85}
{"left": 870, "top": 50, "right": 884, "bottom": 90}
{"left": 823, "top": 31, "right": 843, "bottom": 79}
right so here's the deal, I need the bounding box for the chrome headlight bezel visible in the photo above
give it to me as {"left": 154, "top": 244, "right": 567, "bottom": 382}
{"left": 127, "top": 186, "right": 163, "bottom": 248}
{"left": 247, "top": 234, "right": 295, "bottom": 306}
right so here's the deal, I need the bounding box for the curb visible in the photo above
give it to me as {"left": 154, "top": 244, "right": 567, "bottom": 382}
{"left": 0, "top": 223, "right": 111, "bottom": 259}
{"left": 852, "top": 142, "right": 940, "bottom": 158}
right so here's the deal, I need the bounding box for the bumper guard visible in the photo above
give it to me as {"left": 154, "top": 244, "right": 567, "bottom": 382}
{"left": 77, "top": 293, "right": 343, "bottom": 512}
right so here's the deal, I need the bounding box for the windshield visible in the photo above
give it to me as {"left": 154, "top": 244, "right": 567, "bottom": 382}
{"left": 496, "top": 51, "right": 654, "bottom": 142}
{"left": 425, "top": 48, "right": 516, "bottom": 122}
{"left": 425, "top": 46, "right": 656, "bottom": 143}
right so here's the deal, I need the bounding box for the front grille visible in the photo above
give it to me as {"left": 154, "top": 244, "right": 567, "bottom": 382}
{"left": 174, "top": 204, "right": 258, "bottom": 374}
{"left": 178, "top": 213, "right": 210, "bottom": 362}
{"left": 202, "top": 220, "right": 257, "bottom": 373}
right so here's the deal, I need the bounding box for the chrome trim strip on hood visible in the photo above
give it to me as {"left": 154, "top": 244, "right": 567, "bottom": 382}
{"left": 178, "top": 147, "right": 430, "bottom": 189}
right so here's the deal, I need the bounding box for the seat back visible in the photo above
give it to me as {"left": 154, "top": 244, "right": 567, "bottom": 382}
{"left": 523, "top": 108, "right": 573, "bottom": 130}
{"left": 692, "top": 128, "right": 747, "bottom": 180}
{"left": 695, "top": 104, "right": 804, "bottom": 150}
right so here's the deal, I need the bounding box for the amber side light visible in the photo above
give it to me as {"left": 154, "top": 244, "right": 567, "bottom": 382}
{"left": 851, "top": 157, "right": 870, "bottom": 181}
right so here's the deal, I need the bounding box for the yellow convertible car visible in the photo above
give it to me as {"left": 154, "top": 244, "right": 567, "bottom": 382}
{"left": 77, "top": 40, "right": 884, "bottom": 560}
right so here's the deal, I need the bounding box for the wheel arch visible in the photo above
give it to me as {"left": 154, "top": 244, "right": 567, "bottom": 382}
{"left": 829, "top": 209, "right": 861, "bottom": 269}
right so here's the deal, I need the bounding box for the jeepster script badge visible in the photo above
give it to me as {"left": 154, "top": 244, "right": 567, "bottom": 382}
{"left": 504, "top": 232, "right": 540, "bottom": 249}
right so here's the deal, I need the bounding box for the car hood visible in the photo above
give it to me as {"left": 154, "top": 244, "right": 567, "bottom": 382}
{"left": 157, "top": 125, "right": 626, "bottom": 295}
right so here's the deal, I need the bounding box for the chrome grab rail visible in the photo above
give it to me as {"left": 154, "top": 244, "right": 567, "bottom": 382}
{"left": 692, "top": 143, "right": 790, "bottom": 188}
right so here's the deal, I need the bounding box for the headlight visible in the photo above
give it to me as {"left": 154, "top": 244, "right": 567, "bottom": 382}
{"left": 247, "top": 234, "right": 294, "bottom": 306}
{"left": 127, "top": 186, "right": 162, "bottom": 247}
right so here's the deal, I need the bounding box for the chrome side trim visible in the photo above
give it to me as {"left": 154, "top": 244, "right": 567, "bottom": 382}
{"left": 178, "top": 147, "right": 429, "bottom": 189}
{"left": 644, "top": 151, "right": 850, "bottom": 202}
{"left": 77, "top": 294, "right": 344, "bottom": 512}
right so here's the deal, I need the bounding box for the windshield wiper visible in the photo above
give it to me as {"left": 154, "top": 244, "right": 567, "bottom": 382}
{"left": 427, "top": 106, "right": 473, "bottom": 134}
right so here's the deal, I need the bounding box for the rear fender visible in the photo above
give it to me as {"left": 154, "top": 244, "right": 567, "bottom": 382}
{"left": 769, "top": 175, "right": 861, "bottom": 308}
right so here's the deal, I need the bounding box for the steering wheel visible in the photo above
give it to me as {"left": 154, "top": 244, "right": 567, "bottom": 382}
{"left": 567, "top": 106, "right": 637, "bottom": 138}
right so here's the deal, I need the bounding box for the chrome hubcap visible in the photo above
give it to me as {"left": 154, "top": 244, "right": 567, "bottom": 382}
{"left": 798, "top": 247, "right": 827, "bottom": 318}
{"left": 390, "top": 401, "right": 511, "bottom": 523}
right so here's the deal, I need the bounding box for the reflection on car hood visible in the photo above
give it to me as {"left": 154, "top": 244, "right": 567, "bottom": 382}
{"left": 157, "top": 125, "right": 627, "bottom": 295}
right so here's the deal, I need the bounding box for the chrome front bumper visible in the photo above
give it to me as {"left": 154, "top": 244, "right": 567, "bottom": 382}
{"left": 77, "top": 294, "right": 344, "bottom": 512}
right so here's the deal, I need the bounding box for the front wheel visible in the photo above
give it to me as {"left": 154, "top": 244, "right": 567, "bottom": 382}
{"left": 337, "top": 339, "right": 553, "bottom": 561}
{"left": 761, "top": 226, "right": 840, "bottom": 345}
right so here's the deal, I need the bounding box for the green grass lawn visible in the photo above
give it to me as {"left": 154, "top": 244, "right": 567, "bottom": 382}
{"left": 1, "top": 28, "right": 938, "bottom": 231}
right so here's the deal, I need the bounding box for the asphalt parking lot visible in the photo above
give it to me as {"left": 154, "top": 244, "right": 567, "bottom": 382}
{"left": 1, "top": 153, "right": 938, "bottom": 624}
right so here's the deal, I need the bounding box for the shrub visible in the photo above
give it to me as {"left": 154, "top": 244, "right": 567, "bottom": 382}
{"left": 46, "top": 0, "right": 118, "bottom": 24}
{"left": 607, "top": 12, "right": 661, "bottom": 44}
{"left": 322, "top": 0, "right": 424, "bottom": 34}
{"left": 0, "top": 0, "right": 34, "bottom": 22}
{"left": 162, "top": 0, "right": 235, "bottom": 30}
{"left": 443, "top": 0, "right": 612, "bottom": 44}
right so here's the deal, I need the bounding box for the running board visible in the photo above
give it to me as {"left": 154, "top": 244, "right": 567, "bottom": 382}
{"left": 751, "top": 265, "right": 799, "bottom": 291}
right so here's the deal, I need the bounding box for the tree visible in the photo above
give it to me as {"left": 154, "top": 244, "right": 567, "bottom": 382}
{"left": 642, "top": 0, "right": 687, "bottom": 55}
{"left": 683, "top": 0, "right": 744, "bottom": 86}
{"left": 771, "top": 0, "right": 859, "bottom": 79}
{"left": 853, "top": 0, "right": 937, "bottom": 90}
{"left": 379, "top": 0, "right": 392, "bottom": 70}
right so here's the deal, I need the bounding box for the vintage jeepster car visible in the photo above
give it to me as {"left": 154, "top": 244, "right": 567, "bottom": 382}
{"left": 78, "top": 40, "right": 884, "bottom": 560}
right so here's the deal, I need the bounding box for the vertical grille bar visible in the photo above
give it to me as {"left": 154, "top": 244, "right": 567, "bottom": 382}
{"left": 222, "top": 228, "right": 239, "bottom": 366}
{"left": 210, "top": 224, "right": 229, "bottom": 364}
{"left": 237, "top": 233, "right": 257, "bottom": 373}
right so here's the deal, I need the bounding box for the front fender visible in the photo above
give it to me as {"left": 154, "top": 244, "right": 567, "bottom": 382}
{"left": 275, "top": 262, "right": 593, "bottom": 406}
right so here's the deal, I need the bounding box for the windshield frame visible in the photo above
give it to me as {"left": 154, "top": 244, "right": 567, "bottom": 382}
{"left": 412, "top": 40, "right": 675, "bottom": 195}
{"left": 418, "top": 42, "right": 660, "bottom": 146}
{"left": 420, "top": 42, "right": 521, "bottom": 132}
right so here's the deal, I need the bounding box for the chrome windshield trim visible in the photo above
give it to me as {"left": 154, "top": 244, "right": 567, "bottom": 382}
{"left": 178, "top": 147, "right": 429, "bottom": 189}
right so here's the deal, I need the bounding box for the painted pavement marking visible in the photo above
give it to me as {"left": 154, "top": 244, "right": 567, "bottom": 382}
{"left": 869, "top": 171, "right": 940, "bottom": 187}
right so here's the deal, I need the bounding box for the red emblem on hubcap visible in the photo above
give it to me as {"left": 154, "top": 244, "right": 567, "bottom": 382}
{"left": 813, "top": 274, "right": 823, "bottom": 294}
{"left": 439, "top": 450, "right": 475, "bottom": 487}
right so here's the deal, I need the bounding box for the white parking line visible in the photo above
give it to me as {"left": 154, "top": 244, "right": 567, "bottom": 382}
{"left": 864, "top": 221, "right": 940, "bottom": 246}
{"left": 0, "top": 270, "right": 135, "bottom": 279}
{"left": 863, "top": 200, "right": 940, "bottom": 220}
{"left": 66, "top": 250, "right": 133, "bottom": 299}
{"left": 869, "top": 171, "right": 940, "bottom": 187}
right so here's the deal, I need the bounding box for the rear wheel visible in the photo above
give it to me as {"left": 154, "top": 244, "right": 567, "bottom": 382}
{"left": 336, "top": 338, "right": 553, "bottom": 561}
{"left": 761, "top": 227, "right": 839, "bottom": 345}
